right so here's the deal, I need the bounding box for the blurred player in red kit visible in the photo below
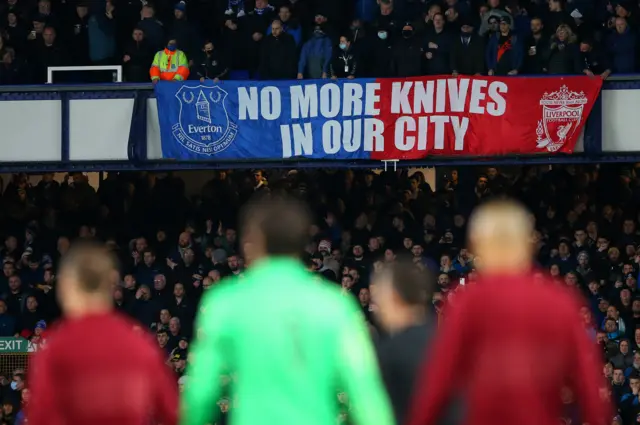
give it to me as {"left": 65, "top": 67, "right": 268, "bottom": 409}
{"left": 28, "top": 241, "right": 178, "bottom": 425}
{"left": 406, "top": 199, "right": 612, "bottom": 425}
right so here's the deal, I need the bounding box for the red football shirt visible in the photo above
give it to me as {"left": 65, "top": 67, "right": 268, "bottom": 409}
{"left": 28, "top": 312, "right": 178, "bottom": 425}
{"left": 406, "top": 274, "right": 612, "bottom": 425}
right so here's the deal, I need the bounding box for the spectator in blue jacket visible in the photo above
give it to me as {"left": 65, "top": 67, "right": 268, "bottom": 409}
{"left": 607, "top": 17, "right": 636, "bottom": 73}
{"left": 452, "top": 249, "right": 473, "bottom": 275}
{"left": 486, "top": 16, "right": 523, "bottom": 75}
{"left": 267, "top": 5, "right": 301, "bottom": 46}
{"left": 87, "top": 1, "right": 116, "bottom": 66}
{"left": 354, "top": 0, "right": 377, "bottom": 23}
{"left": 297, "top": 25, "right": 332, "bottom": 79}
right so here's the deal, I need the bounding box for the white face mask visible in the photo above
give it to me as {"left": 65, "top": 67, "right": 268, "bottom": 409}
{"left": 10, "top": 381, "right": 18, "bottom": 390}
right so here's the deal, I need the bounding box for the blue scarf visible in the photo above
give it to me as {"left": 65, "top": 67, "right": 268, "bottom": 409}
{"left": 254, "top": 4, "right": 274, "bottom": 15}
{"left": 228, "top": 0, "right": 244, "bottom": 11}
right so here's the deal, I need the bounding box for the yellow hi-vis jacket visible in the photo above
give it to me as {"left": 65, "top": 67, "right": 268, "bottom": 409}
{"left": 150, "top": 48, "right": 190, "bottom": 81}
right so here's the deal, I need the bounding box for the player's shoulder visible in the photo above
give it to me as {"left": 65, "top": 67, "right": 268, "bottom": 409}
{"left": 196, "top": 275, "right": 243, "bottom": 318}
{"left": 313, "top": 279, "right": 362, "bottom": 315}
{"left": 543, "top": 282, "right": 583, "bottom": 307}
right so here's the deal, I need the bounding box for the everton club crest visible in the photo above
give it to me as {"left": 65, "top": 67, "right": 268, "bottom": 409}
{"left": 172, "top": 85, "right": 238, "bottom": 156}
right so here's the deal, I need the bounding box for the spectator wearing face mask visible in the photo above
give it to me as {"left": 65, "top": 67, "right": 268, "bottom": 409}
{"left": 369, "top": 26, "right": 394, "bottom": 77}
{"left": 392, "top": 23, "right": 423, "bottom": 77}
{"left": 450, "top": 19, "right": 485, "bottom": 76}
{"left": 259, "top": 19, "right": 297, "bottom": 80}
{"left": 372, "top": 0, "right": 401, "bottom": 32}
{"left": 149, "top": 38, "right": 189, "bottom": 83}
{"left": 297, "top": 24, "right": 332, "bottom": 79}
{"left": 330, "top": 35, "right": 357, "bottom": 79}
{"left": 195, "top": 40, "right": 228, "bottom": 82}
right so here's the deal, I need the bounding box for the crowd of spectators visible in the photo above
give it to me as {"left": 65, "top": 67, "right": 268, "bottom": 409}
{"left": 0, "top": 165, "right": 640, "bottom": 424}
{"left": 0, "top": 0, "right": 638, "bottom": 84}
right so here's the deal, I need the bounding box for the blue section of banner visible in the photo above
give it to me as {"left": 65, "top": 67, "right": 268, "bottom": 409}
{"left": 154, "top": 80, "right": 376, "bottom": 161}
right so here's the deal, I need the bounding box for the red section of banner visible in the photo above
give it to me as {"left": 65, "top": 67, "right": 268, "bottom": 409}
{"left": 370, "top": 75, "right": 602, "bottom": 160}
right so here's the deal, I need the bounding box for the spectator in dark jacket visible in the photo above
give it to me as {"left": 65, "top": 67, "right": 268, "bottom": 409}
{"left": 4, "top": 11, "right": 28, "bottom": 55}
{"left": 297, "top": 25, "right": 332, "bottom": 79}
{"left": 546, "top": 0, "right": 574, "bottom": 33}
{"left": 137, "top": 4, "right": 164, "bottom": 51}
{"left": 369, "top": 27, "right": 394, "bottom": 77}
{"left": 259, "top": 19, "right": 297, "bottom": 80}
{"left": 169, "top": 1, "right": 200, "bottom": 59}
{"left": 486, "top": 16, "right": 523, "bottom": 75}
{"left": 479, "top": 0, "right": 512, "bottom": 36}
{"left": 450, "top": 19, "right": 484, "bottom": 76}
{"left": 423, "top": 13, "right": 453, "bottom": 75}
{"left": 64, "top": 2, "right": 89, "bottom": 66}
{"left": 580, "top": 38, "right": 612, "bottom": 78}
{"left": 123, "top": 27, "right": 154, "bottom": 82}
{"left": 546, "top": 23, "right": 582, "bottom": 74}
{"left": 371, "top": 0, "right": 402, "bottom": 36}
{"left": 607, "top": 17, "right": 636, "bottom": 73}
{"left": 330, "top": 35, "right": 358, "bottom": 79}
{"left": 266, "top": 5, "right": 302, "bottom": 46}
{"left": 28, "top": 26, "right": 67, "bottom": 83}
{"left": 195, "top": 40, "right": 229, "bottom": 82}
{"left": 0, "top": 48, "right": 27, "bottom": 84}
{"left": 523, "top": 17, "right": 550, "bottom": 74}
{"left": 243, "top": 0, "right": 276, "bottom": 76}
{"left": 392, "top": 23, "right": 423, "bottom": 77}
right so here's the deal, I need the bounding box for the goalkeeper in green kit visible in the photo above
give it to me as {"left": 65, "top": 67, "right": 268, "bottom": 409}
{"left": 180, "top": 197, "right": 395, "bottom": 425}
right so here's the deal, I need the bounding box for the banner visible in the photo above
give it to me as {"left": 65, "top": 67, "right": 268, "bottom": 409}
{"left": 155, "top": 76, "right": 603, "bottom": 161}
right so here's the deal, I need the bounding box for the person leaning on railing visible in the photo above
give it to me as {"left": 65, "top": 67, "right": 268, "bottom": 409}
{"left": 150, "top": 38, "right": 190, "bottom": 83}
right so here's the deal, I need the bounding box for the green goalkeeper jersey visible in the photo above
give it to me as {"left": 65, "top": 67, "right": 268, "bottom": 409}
{"left": 180, "top": 257, "right": 395, "bottom": 425}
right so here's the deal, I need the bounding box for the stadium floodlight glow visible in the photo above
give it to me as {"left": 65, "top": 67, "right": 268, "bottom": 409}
{"left": 46, "top": 65, "right": 123, "bottom": 84}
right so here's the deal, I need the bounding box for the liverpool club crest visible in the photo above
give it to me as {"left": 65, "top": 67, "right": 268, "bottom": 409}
{"left": 536, "top": 85, "right": 588, "bottom": 153}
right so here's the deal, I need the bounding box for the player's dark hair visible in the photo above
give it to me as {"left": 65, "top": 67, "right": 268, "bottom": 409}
{"left": 240, "top": 196, "right": 311, "bottom": 257}
{"left": 379, "top": 260, "right": 435, "bottom": 307}
{"left": 59, "top": 240, "right": 119, "bottom": 293}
